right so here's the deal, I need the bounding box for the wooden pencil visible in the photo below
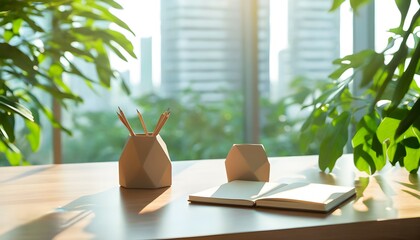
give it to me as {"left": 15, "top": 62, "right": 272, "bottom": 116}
{"left": 117, "top": 107, "right": 135, "bottom": 136}
{"left": 136, "top": 109, "right": 149, "bottom": 135}
{"left": 152, "top": 113, "right": 165, "bottom": 136}
{"left": 153, "top": 110, "right": 170, "bottom": 136}
{"left": 117, "top": 112, "right": 133, "bottom": 136}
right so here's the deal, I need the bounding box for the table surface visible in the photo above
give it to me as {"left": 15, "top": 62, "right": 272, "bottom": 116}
{"left": 0, "top": 154, "right": 419, "bottom": 240}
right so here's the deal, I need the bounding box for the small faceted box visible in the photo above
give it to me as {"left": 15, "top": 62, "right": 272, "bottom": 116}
{"left": 119, "top": 134, "right": 172, "bottom": 188}
{"left": 225, "top": 144, "right": 270, "bottom": 182}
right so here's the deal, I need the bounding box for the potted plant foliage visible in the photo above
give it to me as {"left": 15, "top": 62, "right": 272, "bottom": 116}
{"left": 301, "top": 0, "right": 420, "bottom": 174}
{"left": 0, "top": 0, "right": 136, "bottom": 165}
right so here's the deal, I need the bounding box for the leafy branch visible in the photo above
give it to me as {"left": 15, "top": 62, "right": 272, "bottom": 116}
{"left": 0, "top": 0, "right": 136, "bottom": 165}
{"left": 303, "top": 0, "right": 420, "bottom": 174}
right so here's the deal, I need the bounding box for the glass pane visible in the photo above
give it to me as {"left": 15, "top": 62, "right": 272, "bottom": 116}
{"left": 62, "top": 0, "right": 259, "bottom": 163}
{"left": 57, "top": 0, "right": 351, "bottom": 163}
{"left": 263, "top": 0, "right": 349, "bottom": 156}
{"left": 62, "top": 0, "right": 162, "bottom": 163}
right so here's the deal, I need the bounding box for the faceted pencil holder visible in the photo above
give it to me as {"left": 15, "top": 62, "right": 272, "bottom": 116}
{"left": 119, "top": 134, "right": 172, "bottom": 189}
{"left": 225, "top": 144, "right": 270, "bottom": 182}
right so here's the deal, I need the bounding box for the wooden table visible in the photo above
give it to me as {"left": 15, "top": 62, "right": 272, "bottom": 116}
{"left": 0, "top": 155, "right": 419, "bottom": 240}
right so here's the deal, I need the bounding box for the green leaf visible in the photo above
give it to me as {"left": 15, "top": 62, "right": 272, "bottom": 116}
{"left": 0, "top": 43, "right": 36, "bottom": 77}
{"left": 372, "top": 68, "right": 388, "bottom": 90}
{"left": 360, "top": 52, "right": 385, "bottom": 88}
{"left": 25, "top": 120, "right": 41, "bottom": 151}
{"left": 350, "top": 0, "right": 371, "bottom": 10}
{"left": 329, "top": 0, "right": 345, "bottom": 12}
{"left": 108, "top": 43, "right": 128, "bottom": 62}
{"left": 12, "top": 18, "right": 22, "bottom": 34}
{"left": 377, "top": 117, "right": 399, "bottom": 165}
{"left": 59, "top": 44, "right": 95, "bottom": 62}
{"left": 390, "top": 43, "right": 420, "bottom": 110}
{"left": 388, "top": 142, "right": 406, "bottom": 165}
{"left": 404, "top": 147, "right": 420, "bottom": 172}
{"left": 0, "top": 130, "right": 20, "bottom": 153}
{"left": 352, "top": 114, "right": 386, "bottom": 174}
{"left": 105, "top": 30, "right": 136, "bottom": 58}
{"left": 99, "top": 0, "right": 123, "bottom": 9}
{"left": 374, "top": 43, "right": 408, "bottom": 105}
{"left": 300, "top": 107, "right": 328, "bottom": 153}
{"left": 0, "top": 95, "right": 34, "bottom": 121}
{"left": 117, "top": 72, "right": 131, "bottom": 95}
{"left": 21, "top": 14, "right": 44, "bottom": 32}
{"left": 371, "top": 132, "right": 384, "bottom": 157}
{"left": 48, "top": 63, "right": 64, "bottom": 77}
{"left": 318, "top": 111, "right": 350, "bottom": 172}
{"left": 388, "top": 27, "right": 405, "bottom": 35}
{"left": 394, "top": 0, "right": 411, "bottom": 28}
{"left": 92, "top": 40, "right": 113, "bottom": 87}
{"left": 4, "top": 30, "right": 13, "bottom": 42}
{"left": 377, "top": 117, "right": 400, "bottom": 143}
{"left": 402, "top": 137, "right": 420, "bottom": 148}
{"left": 353, "top": 114, "right": 378, "bottom": 144}
{"left": 70, "top": 27, "right": 136, "bottom": 59}
{"left": 5, "top": 148, "right": 22, "bottom": 166}
{"left": 25, "top": 92, "right": 72, "bottom": 135}
{"left": 329, "top": 50, "right": 374, "bottom": 80}
{"left": 37, "top": 84, "right": 83, "bottom": 102}
{"left": 377, "top": 116, "right": 420, "bottom": 171}
{"left": 354, "top": 144, "right": 377, "bottom": 174}
{"left": 352, "top": 124, "right": 369, "bottom": 147}
{"left": 0, "top": 112, "right": 15, "bottom": 142}
{"left": 91, "top": 2, "right": 135, "bottom": 35}
{"left": 395, "top": 98, "right": 420, "bottom": 138}
{"left": 66, "top": 60, "right": 97, "bottom": 84}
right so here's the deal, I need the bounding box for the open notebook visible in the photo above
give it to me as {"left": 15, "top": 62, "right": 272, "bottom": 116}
{"left": 188, "top": 180, "right": 355, "bottom": 212}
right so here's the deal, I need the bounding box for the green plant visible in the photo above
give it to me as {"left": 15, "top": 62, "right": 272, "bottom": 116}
{"left": 0, "top": 0, "right": 135, "bottom": 165}
{"left": 60, "top": 90, "right": 244, "bottom": 162}
{"left": 63, "top": 110, "right": 127, "bottom": 163}
{"left": 261, "top": 76, "right": 326, "bottom": 156}
{"left": 59, "top": 81, "right": 320, "bottom": 163}
{"left": 302, "top": 0, "right": 420, "bottom": 174}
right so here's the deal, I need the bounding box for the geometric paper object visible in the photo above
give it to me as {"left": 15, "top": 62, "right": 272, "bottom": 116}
{"left": 119, "top": 134, "right": 172, "bottom": 188}
{"left": 225, "top": 144, "right": 270, "bottom": 182}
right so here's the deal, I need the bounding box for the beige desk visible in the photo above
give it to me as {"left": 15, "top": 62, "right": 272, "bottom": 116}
{"left": 0, "top": 155, "right": 419, "bottom": 239}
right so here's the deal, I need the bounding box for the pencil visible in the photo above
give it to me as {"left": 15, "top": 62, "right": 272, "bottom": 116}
{"left": 136, "top": 109, "right": 149, "bottom": 135}
{"left": 118, "top": 107, "right": 135, "bottom": 136}
{"left": 153, "top": 110, "right": 170, "bottom": 136}
{"left": 117, "top": 112, "right": 133, "bottom": 136}
{"left": 152, "top": 113, "right": 165, "bottom": 136}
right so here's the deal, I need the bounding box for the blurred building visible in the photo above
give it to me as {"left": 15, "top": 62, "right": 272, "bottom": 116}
{"left": 278, "top": 0, "right": 340, "bottom": 98}
{"left": 160, "top": 0, "right": 270, "bottom": 103}
{"left": 140, "top": 37, "right": 154, "bottom": 94}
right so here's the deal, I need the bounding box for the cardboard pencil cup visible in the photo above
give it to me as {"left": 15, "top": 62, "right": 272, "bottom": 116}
{"left": 225, "top": 144, "right": 270, "bottom": 182}
{"left": 119, "top": 134, "right": 172, "bottom": 189}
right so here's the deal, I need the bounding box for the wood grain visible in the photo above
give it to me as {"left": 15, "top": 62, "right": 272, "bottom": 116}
{"left": 0, "top": 155, "right": 419, "bottom": 239}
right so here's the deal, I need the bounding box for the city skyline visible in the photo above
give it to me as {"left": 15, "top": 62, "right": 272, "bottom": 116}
{"left": 159, "top": 0, "right": 270, "bottom": 103}
{"left": 109, "top": 0, "right": 397, "bottom": 101}
{"left": 274, "top": 0, "right": 340, "bottom": 99}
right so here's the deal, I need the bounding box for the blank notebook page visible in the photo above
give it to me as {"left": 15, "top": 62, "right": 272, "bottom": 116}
{"left": 259, "top": 182, "right": 353, "bottom": 204}
{"left": 191, "top": 181, "right": 284, "bottom": 201}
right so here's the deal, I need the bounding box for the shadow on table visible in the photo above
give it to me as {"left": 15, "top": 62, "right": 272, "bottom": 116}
{"left": 0, "top": 166, "right": 52, "bottom": 184}
{"left": 397, "top": 174, "right": 420, "bottom": 200}
{"left": 0, "top": 186, "right": 169, "bottom": 240}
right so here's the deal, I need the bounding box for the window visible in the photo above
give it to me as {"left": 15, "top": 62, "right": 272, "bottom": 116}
{"left": 21, "top": 0, "right": 376, "bottom": 165}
